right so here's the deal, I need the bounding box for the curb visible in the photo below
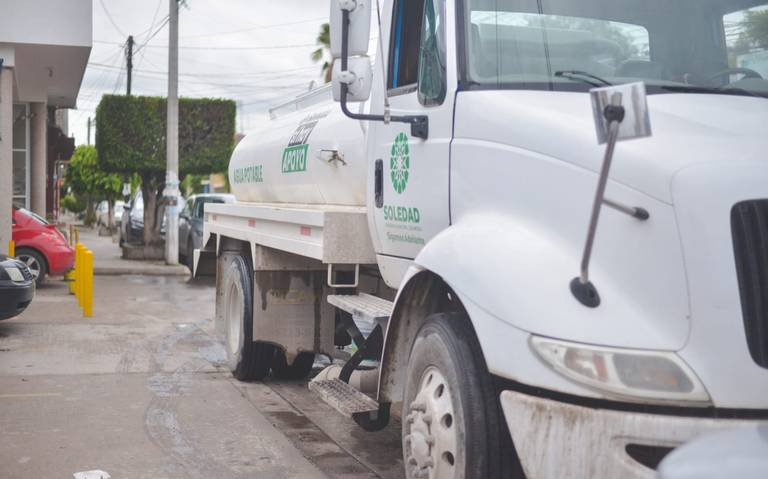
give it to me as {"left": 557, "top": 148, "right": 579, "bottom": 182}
{"left": 94, "top": 267, "right": 190, "bottom": 277}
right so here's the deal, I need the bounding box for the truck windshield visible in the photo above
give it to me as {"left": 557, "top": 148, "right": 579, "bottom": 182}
{"left": 460, "top": 0, "right": 768, "bottom": 98}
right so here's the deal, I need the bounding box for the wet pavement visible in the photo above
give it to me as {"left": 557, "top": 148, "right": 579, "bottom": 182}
{"left": 0, "top": 274, "right": 402, "bottom": 478}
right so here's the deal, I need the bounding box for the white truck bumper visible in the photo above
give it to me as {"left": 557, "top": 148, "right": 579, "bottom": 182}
{"left": 500, "top": 390, "right": 768, "bottom": 479}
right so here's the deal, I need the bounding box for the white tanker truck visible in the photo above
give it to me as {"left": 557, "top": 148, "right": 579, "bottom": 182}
{"left": 198, "top": 0, "right": 768, "bottom": 477}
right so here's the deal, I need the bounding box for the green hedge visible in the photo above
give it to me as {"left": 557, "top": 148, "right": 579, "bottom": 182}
{"left": 95, "top": 95, "right": 236, "bottom": 176}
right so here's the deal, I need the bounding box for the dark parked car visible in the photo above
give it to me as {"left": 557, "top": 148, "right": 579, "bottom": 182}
{"left": 120, "top": 190, "right": 184, "bottom": 246}
{"left": 179, "top": 194, "right": 235, "bottom": 269}
{"left": 0, "top": 254, "right": 35, "bottom": 320}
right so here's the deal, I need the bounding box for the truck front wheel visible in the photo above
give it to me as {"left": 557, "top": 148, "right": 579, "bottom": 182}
{"left": 223, "top": 255, "right": 275, "bottom": 381}
{"left": 402, "top": 313, "right": 521, "bottom": 479}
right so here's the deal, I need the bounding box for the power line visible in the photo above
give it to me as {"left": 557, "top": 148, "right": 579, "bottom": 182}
{"left": 134, "top": 16, "right": 171, "bottom": 55}
{"left": 94, "top": 39, "right": 318, "bottom": 51}
{"left": 111, "top": 65, "right": 126, "bottom": 95}
{"left": 88, "top": 62, "right": 317, "bottom": 78}
{"left": 100, "top": 0, "right": 127, "bottom": 37}
{"left": 180, "top": 17, "right": 326, "bottom": 39}
{"left": 135, "top": 0, "right": 165, "bottom": 70}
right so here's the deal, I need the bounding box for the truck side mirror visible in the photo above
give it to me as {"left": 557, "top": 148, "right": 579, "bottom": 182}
{"left": 328, "top": 0, "right": 429, "bottom": 139}
{"left": 333, "top": 57, "right": 373, "bottom": 102}
{"left": 330, "top": 0, "right": 371, "bottom": 58}
{"left": 571, "top": 82, "right": 652, "bottom": 308}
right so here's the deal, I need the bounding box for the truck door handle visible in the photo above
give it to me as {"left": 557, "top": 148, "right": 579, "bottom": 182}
{"left": 375, "top": 159, "right": 383, "bottom": 208}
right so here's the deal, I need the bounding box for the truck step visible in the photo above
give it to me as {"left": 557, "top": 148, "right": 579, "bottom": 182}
{"left": 308, "top": 378, "right": 380, "bottom": 417}
{"left": 327, "top": 293, "right": 393, "bottom": 333}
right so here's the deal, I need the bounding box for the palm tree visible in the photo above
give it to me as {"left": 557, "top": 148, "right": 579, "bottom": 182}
{"left": 311, "top": 23, "right": 333, "bottom": 83}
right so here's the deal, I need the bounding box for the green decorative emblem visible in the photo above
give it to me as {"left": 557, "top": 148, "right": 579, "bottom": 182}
{"left": 390, "top": 132, "right": 410, "bottom": 194}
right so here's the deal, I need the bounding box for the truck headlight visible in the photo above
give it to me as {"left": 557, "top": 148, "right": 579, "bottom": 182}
{"left": 530, "top": 336, "right": 711, "bottom": 405}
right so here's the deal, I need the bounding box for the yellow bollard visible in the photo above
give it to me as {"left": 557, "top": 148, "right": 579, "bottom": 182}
{"left": 69, "top": 224, "right": 74, "bottom": 246}
{"left": 74, "top": 244, "right": 79, "bottom": 302}
{"left": 75, "top": 227, "right": 79, "bottom": 245}
{"left": 75, "top": 243, "right": 85, "bottom": 307}
{"left": 66, "top": 269, "right": 75, "bottom": 295}
{"left": 7, "top": 240, "right": 14, "bottom": 257}
{"left": 83, "top": 249, "right": 93, "bottom": 318}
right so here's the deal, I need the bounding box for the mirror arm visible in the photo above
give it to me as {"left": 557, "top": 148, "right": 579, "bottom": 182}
{"left": 603, "top": 198, "right": 650, "bottom": 220}
{"left": 570, "top": 93, "right": 626, "bottom": 308}
{"left": 338, "top": 9, "right": 429, "bottom": 139}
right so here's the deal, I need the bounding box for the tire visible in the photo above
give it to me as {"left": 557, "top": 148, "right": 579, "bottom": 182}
{"left": 223, "top": 254, "right": 276, "bottom": 381}
{"left": 272, "top": 351, "right": 315, "bottom": 380}
{"left": 15, "top": 248, "right": 47, "bottom": 286}
{"left": 402, "top": 312, "right": 523, "bottom": 479}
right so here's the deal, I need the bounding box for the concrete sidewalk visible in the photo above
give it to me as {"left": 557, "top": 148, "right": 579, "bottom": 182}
{"left": 75, "top": 226, "right": 189, "bottom": 277}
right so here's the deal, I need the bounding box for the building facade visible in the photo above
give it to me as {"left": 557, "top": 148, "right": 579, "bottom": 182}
{"left": 0, "top": 0, "right": 91, "bottom": 254}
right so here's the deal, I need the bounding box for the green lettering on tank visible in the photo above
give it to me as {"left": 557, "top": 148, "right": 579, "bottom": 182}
{"left": 233, "top": 164, "right": 263, "bottom": 184}
{"left": 281, "top": 144, "right": 308, "bottom": 173}
{"left": 280, "top": 111, "right": 329, "bottom": 174}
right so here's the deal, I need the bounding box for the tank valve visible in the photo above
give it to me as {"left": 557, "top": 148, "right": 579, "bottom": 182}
{"left": 318, "top": 149, "right": 347, "bottom": 166}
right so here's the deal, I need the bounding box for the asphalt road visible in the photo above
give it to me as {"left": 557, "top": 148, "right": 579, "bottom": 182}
{"left": 0, "top": 274, "right": 403, "bottom": 479}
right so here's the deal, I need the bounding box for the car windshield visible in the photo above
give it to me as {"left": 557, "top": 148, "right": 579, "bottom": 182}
{"left": 461, "top": 0, "right": 768, "bottom": 98}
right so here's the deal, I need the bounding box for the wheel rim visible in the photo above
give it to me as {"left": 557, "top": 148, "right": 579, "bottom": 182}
{"left": 17, "top": 254, "right": 41, "bottom": 279}
{"left": 405, "top": 367, "right": 458, "bottom": 479}
{"left": 226, "top": 280, "right": 243, "bottom": 361}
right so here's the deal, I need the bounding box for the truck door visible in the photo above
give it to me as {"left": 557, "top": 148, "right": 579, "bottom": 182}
{"left": 370, "top": 0, "right": 453, "bottom": 260}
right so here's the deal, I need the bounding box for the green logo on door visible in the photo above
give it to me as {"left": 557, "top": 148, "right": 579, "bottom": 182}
{"left": 390, "top": 132, "right": 410, "bottom": 194}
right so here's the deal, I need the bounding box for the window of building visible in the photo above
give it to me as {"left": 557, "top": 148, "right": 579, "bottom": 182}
{"left": 12, "top": 104, "right": 29, "bottom": 209}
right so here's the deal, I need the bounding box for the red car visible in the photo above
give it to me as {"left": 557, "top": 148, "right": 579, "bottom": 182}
{"left": 12, "top": 207, "right": 75, "bottom": 285}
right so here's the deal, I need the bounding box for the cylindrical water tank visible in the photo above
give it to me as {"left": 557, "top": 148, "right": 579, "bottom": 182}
{"left": 229, "top": 93, "right": 367, "bottom": 206}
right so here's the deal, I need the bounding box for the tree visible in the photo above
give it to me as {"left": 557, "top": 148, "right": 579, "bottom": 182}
{"left": 311, "top": 23, "right": 333, "bottom": 83}
{"left": 738, "top": 9, "right": 768, "bottom": 50}
{"left": 728, "top": 8, "right": 768, "bottom": 67}
{"left": 65, "top": 145, "right": 122, "bottom": 229}
{"left": 743, "top": 9, "right": 768, "bottom": 49}
{"left": 95, "top": 95, "right": 235, "bottom": 246}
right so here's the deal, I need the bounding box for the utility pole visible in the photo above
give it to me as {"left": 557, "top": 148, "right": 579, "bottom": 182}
{"left": 87, "top": 117, "right": 91, "bottom": 145}
{"left": 237, "top": 100, "right": 243, "bottom": 133}
{"left": 164, "top": 0, "right": 180, "bottom": 265}
{"left": 126, "top": 35, "right": 134, "bottom": 96}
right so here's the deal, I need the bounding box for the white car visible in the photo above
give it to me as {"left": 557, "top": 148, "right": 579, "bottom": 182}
{"left": 96, "top": 200, "right": 125, "bottom": 228}
{"left": 658, "top": 426, "right": 768, "bottom": 479}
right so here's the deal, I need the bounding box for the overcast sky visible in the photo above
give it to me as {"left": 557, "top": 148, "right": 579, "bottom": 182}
{"left": 70, "top": 0, "right": 332, "bottom": 146}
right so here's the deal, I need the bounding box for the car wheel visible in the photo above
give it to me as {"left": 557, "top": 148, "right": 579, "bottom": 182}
{"left": 223, "top": 254, "right": 276, "bottom": 381}
{"left": 272, "top": 351, "right": 315, "bottom": 380}
{"left": 15, "top": 248, "right": 47, "bottom": 286}
{"left": 402, "top": 312, "right": 522, "bottom": 479}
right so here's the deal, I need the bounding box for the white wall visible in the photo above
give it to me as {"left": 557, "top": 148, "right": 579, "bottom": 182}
{"left": 0, "top": 0, "right": 91, "bottom": 47}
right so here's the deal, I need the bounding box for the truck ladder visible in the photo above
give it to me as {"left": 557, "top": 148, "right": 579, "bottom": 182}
{"left": 309, "top": 293, "right": 394, "bottom": 431}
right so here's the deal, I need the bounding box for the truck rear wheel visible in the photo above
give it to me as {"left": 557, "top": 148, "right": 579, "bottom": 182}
{"left": 223, "top": 255, "right": 275, "bottom": 381}
{"left": 402, "top": 313, "right": 521, "bottom": 479}
{"left": 272, "top": 351, "right": 315, "bottom": 380}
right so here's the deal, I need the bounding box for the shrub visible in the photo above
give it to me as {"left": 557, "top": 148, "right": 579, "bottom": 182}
{"left": 95, "top": 95, "right": 236, "bottom": 245}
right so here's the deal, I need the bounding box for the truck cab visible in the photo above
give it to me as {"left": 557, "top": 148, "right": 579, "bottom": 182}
{"left": 202, "top": 1, "right": 768, "bottom": 478}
